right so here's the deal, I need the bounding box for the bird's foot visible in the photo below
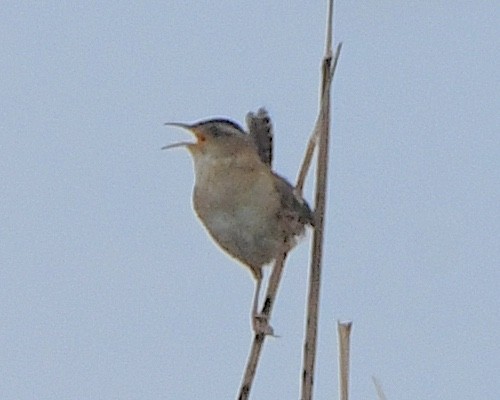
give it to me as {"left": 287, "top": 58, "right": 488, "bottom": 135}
{"left": 252, "top": 313, "right": 277, "bottom": 337}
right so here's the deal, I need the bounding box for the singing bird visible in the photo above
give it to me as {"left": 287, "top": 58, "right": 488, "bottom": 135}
{"left": 163, "top": 108, "right": 314, "bottom": 334}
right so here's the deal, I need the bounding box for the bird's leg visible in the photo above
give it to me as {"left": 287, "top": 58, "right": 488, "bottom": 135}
{"left": 251, "top": 276, "right": 274, "bottom": 336}
{"left": 251, "top": 276, "right": 261, "bottom": 319}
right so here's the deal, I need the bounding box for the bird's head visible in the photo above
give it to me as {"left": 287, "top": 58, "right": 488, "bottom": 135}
{"left": 163, "top": 118, "right": 250, "bottom": 158}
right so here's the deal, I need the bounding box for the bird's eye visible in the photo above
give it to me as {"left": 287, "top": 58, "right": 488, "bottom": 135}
{"left": 210, "top": 125, "right": 223, "bottom": 137}
{"left": 198, "top": 134, "right": 207, "bottom": 143}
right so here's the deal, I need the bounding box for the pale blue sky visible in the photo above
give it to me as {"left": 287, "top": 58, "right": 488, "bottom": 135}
{"left": 1, "top": 2, "right": 499, "bottom": 399}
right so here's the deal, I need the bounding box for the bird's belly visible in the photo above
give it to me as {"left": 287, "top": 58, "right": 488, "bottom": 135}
{"left": 193, "top": 173, "right": 282, "bottom": 270}
{"left": 202, "top": 210, "right": 280, "bottom": 270}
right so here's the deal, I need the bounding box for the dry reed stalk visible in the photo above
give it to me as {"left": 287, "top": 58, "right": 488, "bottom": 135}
{"left": 301, "top": 0, "right": 342, "bottom": 398}
{"left": 238, "top": 1, "right": 342, "bottom": 398}
{"left": 338, "top": 322, "right": 353, "bottom": 400}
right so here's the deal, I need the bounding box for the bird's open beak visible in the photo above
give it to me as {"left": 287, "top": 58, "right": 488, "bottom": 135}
{"left": 162, "top": 122, "right": 197, "bottom": 150}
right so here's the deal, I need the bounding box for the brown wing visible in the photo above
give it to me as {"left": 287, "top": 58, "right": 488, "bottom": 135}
{"left": 246, "top": 107, "right": 273, "bottom": 167}
{"left": 272, "top": 173, "right": 315, "bottom": 237}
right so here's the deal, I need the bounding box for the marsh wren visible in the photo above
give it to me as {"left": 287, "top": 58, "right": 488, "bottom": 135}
{"left": 163, "top": 108, "right": 314, "bottom": 334}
